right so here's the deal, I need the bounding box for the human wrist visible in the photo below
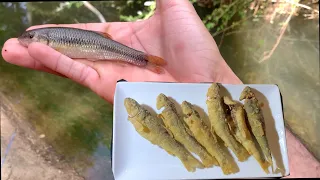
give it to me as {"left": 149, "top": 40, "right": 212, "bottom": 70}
{"left": 209, "top": 57, "right": 243, "bottom": 84}
{"left": 285, "top": 129, "right": 320, "bottom": 178}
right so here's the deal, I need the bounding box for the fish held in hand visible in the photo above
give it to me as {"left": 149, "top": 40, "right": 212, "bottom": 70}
{"left": 124, "top": 98, "right": 204, "bottom": 172}
{"left": 181, "top": 101, "right": 239, "bottom": 175}
{"left": 223, "top": 96, "right": 270, "bottom": 174}
{"left": 206, "top": 83, "right": 250, "bottom": 162}
{"left": 156, "top": 93, "right": 218, "bottom": 168}
{"left": 17, "top": 27, "right": 166, "bottom": 74}
{"left": 239, "top": 86, "right": 273, "bottom": 170}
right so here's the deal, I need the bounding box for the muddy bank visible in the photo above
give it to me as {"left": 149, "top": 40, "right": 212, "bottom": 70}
{"left": 1, "top": 93, "right": 84, "bottom": 180}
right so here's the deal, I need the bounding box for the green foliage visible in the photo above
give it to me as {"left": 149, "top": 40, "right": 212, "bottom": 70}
{"left": 194, "top": 0, "right": 254, "bottom": 36}
{"left": 119, "top": 0, "right": 156, "bottom": 21}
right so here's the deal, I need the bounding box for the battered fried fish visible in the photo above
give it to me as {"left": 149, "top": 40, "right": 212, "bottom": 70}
{"left": 124, "top": 98, "right": 204, "bottom": 172}
{"left": 156, "top": 94, "right": 218, "bottom": 168}
{"left": 181, "top": 101, "right": 239, "bottom": 175}
{"left": 206, "top": 83, "right": 250, "bottom": 162}
{"left": 239, "top": 86, "right": 273, "bottom": 169}
{"left": 223, "top": 96, "right": 270, "bottom": 173}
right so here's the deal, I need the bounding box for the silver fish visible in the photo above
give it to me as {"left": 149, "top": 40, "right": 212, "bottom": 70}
{"left": 18, "top": 27, "right": 166, "bottom": 73}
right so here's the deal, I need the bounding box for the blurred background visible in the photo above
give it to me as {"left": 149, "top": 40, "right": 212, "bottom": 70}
{"left": 0, "top": 0, "right": 319, "bottom": 179}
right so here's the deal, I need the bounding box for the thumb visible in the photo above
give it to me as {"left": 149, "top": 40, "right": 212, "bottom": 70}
{"left": 28, "top": 42, "right": 100, "bottom": 91}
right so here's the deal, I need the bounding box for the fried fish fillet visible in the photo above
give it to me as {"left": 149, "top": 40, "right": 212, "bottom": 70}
{"left": 239, "top": 86, "right": 273, "bottom": 169}
{"left": 224, "top": 96, "right": 270, "bottom": 173}
{"left": 156, "top": 94, "right": 218, "bottom": 168}
{"left": 206, "top": 83, "right": 250, "bottom": 162}
{"left": 181, "top": 101, "right": 239, "bottom": 175}
{"left": 124, "top": 98, "right": 204, "bottom": 172}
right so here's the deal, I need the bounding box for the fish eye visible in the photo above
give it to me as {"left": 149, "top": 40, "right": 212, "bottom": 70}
{"left": 29, "top": 34, "right": 34, "bottom": 38}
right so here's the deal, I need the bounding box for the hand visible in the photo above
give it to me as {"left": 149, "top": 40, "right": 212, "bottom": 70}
{"left": 1, "top": 0, "right": 241, "bottom": 103}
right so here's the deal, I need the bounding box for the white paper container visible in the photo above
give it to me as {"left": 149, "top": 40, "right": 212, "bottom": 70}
{"left": 112, "top": 81, "right": 290, "bottom": 180}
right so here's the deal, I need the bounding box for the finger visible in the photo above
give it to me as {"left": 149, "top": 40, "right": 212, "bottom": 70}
{"left": 28, "top": 42, "right": 100, "bottom": 90}
{"left": 1, "top": 22, "right": 135, "bottom": 78}
{"left": 1, "top": 38, "right": 67, "bottom": 78}
{"left": 1, "top": 22, "right": 126, "bottom": 74}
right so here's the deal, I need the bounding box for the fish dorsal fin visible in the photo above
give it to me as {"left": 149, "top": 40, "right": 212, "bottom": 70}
{"left": 182, "top": 119, "right": 194, "bottom": 137}
{"left": 93, "top": 30, "right": 113, "bottom": 39}
{"left": 158, "top": 114, "right": 175, "bottom": 139}
{"left": 162, "top": 123, "right": 174, "bottom": 139}
{"left": 185, "top": 126, "right": 194, "bottom": 137}
{"left": 164, "top": 125, "right": 174, "bottom": 139}
{"left": 242, "top": 129, "right": 249, "bottom": 140}
{"left": 226, "top": 116, "right": 236, "bottom": 135}
{"left": 227, "top": 120, "right": 235, "bottom": 134}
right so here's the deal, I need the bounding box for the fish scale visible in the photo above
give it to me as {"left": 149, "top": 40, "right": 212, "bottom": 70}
{"left": 18, "top": 27, "right": 168, "bottom": 69}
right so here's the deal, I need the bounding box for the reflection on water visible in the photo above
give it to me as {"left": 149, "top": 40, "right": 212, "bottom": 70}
{"left": 0, "top": 1, "right": 319, "bottom": 179}
{"left": 84, "top": 143, "right": 113, "bottom": 180}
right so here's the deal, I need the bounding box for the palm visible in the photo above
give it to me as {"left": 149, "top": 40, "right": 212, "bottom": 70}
{"left": 116, "top": 1, "right": 228, "bottom": 83}
{"left": 1, "top": 0, "right": 240, "bottom": 103}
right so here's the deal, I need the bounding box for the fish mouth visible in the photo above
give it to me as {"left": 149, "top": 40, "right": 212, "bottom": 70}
{"left": 124, "top": 98, "right": 134, "bottom": 107}
{"left": 124, "top": 98, "right": 137, "bottom": 113}
{"left": 17, "top": 37, "right": 28, "bottom": 47}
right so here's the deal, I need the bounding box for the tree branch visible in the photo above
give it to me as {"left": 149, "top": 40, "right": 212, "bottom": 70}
{"left": 259, "top": 1, "right": 298, "bottom": 63}
{"left": 82, "top": 1, "right": 106, "bottom": 23}
{"left": 218, "top": 31, "right": 225, "bottom": 48}
{"left": 212, "top": 14, "right": 254, "bottom": 37}
{"left": 284, "top": 0, "right": 319, "bottom": 14}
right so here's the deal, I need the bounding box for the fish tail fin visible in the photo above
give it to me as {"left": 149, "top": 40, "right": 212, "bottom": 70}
{"left": 259, "top": 160, "right": 271, "bottom": 174}
{"left": 262, "top": 147, "right": 273, "bottom": 167}
{"left": 144, "top": 54, "right": 167, "bottom": 66}
{"left": 269, "top": 156, "right": 274, "bottom": 173}
{"left": 145, "top": 62, "right": 165, "bottom": 74}
{"left": 181, "top": 155, "right": 205, "bottom": 172}
{"left": 199, "top": 154, "right": 218, "bottom": 168}
{"left": 221, "top": 162, "right": 239, "bottom": 175}
{"left": 235, "top": 145, "right": 251, "bottom": 162}
{"left": 212, "top": 157, "right": 220, "bottom": 166}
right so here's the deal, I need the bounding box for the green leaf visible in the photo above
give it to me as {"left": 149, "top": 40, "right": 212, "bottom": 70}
{"left": 75, "top": 2, "right": 83, "bottom": 8}
{"left": 206, "top": 22, "right": 215, "bottom": 29}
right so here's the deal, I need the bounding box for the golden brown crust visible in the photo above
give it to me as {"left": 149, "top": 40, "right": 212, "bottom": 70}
{"left": 206, "top": 83, "right": 250, "bottom": 162}
{"left": 224, "top": 96, "right": 270, "bottom": 174}
{"left": 156, "top": 94, "right": 217, "bottom": 168}
{"left": 181, "top": 100, "right": 239, "bottom": 175}
{"left": 239, "top": 87, "right": 273, "bottom": 169}
{"left": 124, "top": 98, "right": 204, "bottom": 172}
